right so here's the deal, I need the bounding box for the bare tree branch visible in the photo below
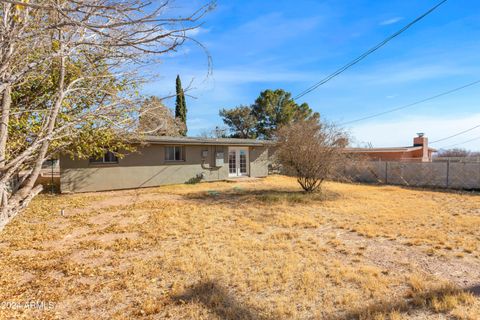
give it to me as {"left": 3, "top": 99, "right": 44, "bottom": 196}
{"left": 0, "top": 0, "right": 214, "bottom": 230}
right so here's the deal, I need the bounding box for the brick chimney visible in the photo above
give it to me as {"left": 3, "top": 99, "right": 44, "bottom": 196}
{"left": 413, "top": 133, "right": 430, "bottom": 162}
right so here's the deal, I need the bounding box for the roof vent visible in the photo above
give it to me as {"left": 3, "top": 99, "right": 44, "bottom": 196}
{"left": 417, "top": 132, "right": 425, "bottom": 137}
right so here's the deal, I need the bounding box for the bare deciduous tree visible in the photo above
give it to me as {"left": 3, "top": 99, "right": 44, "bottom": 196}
{"left": 274, "top": 118, "right": 348, "bottom": 192}
{"left": 138, "top": 96, "right": 185, "bottom": 137}
{"left": 197, "top": 126, "right": 228, "bottom": 139}
{"left": 0, "top": 0, "right": 214, "bottom": 230}
{"left": 436, "top": 148, "right": 470, "bottom": 158}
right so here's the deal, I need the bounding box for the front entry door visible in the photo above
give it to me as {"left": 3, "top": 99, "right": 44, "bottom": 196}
{"left": 228, "top": 147, "right": 249, "bottom": 177}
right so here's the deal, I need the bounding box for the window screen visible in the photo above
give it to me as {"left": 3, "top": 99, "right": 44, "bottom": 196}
{"left": 89, "top": 151, "right": 118, "bottom": 164}
{"left": 165, "top": 146, "right": 184, "bottom": 161}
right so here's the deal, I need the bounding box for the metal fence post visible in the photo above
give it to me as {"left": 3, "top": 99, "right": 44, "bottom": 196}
{"left": 385, "top": 161, "right": 388, "bottom": 185}
{"left": 446, "top": 159, "right": 450, "bottom": 188}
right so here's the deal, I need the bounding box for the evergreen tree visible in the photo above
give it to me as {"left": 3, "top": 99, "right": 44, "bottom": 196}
{"left": 219, "top": 89, "right": 319, "bottom": 140}
{"left": 175, "top": 75, "right": 187, "bottom": 135}
{"left": 219, "top": 105, "right": 257, "bottom": 138}
{"left": 251, "top": 89, "right": 319, "bottom": 139}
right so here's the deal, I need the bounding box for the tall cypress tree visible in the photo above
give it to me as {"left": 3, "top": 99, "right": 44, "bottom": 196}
{"left": 175, "top": 75, "right": 187, "bottom": 136}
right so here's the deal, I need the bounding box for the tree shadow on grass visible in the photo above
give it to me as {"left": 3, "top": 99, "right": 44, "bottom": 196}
{"left": 183, "top": 188, "right": 341, "bottom": 206}
{"left": 467, "top": 284, "right": 480, "bottom": 297}
{"left": 325, "top": 284, "right": 479, "bottom": 320}
{"left": 172, "top": 280, "right": 275, "bottom": 320}
{"left": 397, "top": 185, "right": 480, "bottom": 196}
{"left": 171, "top": 281, "right": 479, "bottom": 320}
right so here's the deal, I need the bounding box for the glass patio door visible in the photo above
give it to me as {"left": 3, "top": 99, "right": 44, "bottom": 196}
{"left": 228, "top": 147, "right": 249, "bottom": 177}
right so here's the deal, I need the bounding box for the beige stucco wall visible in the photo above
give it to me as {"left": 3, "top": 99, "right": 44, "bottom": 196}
{"left": 60, "top": 144, "right": 268, "bottom": 193}
{"left": 249, "top": 145, "right": 269, "bottom": 177}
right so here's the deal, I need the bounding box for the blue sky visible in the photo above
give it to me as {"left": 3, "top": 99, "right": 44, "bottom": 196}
{"left": 143, "top": 0, "right": 480, "bottom": 150}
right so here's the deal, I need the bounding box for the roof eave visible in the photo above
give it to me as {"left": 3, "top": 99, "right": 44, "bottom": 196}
{"left": 140, "top": 136, "right": 272, "bottom": 147}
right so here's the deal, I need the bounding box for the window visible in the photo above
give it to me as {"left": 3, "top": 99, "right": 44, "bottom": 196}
{"left": 228, "top": 151, "right": 236, "bottom": 174}
{"left": 165, "top": 146, "right": 185, "bottom": 161}
{"left": 239, "top": 150, "right": 247, "bottom": 174}
{"left": 89, "top": 151, "right": 118, "bottom": 164}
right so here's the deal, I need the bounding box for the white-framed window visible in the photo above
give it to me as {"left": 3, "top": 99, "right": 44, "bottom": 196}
{"left": 89, "top": 151, "right": 118, "bottom": 164}
{"left": 165, "top": 146, "right": 185, "bottom": 161}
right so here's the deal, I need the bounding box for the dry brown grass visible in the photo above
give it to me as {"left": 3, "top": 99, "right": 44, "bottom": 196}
{"left": 0, "top": 175, "right": 479, "bottom": 319}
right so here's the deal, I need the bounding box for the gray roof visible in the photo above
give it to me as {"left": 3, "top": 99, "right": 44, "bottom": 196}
{"left": 142, "top": 135, "right": 272, "bottom": 146}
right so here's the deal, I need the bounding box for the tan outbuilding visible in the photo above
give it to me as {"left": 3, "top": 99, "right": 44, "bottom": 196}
{"left": 60, "top": 136, "right": 270, "bottom": 193}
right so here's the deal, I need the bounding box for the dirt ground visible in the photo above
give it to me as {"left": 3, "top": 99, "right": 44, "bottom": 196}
{"left": 0, "top": 175, "right": 479, "bottom": 319}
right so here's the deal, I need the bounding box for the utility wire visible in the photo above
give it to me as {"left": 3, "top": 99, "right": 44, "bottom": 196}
{"left": 293, "top": 0, "right": 448, "bottom": 100}
{"left": 339, "top": 79, "right": 480, "bottom": 126}
{"left": 439, "top": 135, "right": 480, "bottom": 149}
{"left": 430, "top": 124, "right": 480, "bottom": 144}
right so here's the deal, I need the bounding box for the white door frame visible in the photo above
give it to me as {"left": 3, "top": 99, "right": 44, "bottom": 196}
{"left": 228, "top": 147, "right": 249, "bottom": 177}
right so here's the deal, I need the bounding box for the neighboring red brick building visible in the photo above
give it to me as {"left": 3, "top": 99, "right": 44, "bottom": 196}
{"left": 345, "top": 134, "right": 436, "bottom": 162}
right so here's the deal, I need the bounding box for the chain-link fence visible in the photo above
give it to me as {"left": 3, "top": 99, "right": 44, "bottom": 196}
{"left": 339, "top": 160, "right": 480, "bottom": 190}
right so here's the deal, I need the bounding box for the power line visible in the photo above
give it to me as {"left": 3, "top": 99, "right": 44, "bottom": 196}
{"left": 339, "top": 79, "right": 480, "bottom": 126}
{"left": 293, "top": 0, "right": 448, "bottom": 100}
{"left": 438, "top": 135, "right": 480, "bottom": 149}
{"left": 430, "top": 124, "right": 480, "bottom": 144}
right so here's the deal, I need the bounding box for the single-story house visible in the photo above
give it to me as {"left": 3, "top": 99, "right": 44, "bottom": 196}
{"left": 60, "top": 136, "right": 270, "bottom": 193}
{"left": 344, "top": 134, "right": 436, "bottom": 162}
